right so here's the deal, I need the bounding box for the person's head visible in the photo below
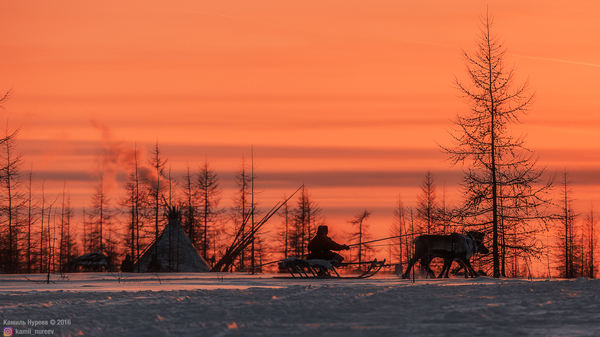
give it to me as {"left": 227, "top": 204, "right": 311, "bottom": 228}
{"left": 317, "top": 225, "right": 328, "bottom": 235}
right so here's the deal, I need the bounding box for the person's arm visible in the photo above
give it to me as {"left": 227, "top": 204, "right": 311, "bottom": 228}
{"left": 326, "top": 237, "right": 349, "bottom": 251}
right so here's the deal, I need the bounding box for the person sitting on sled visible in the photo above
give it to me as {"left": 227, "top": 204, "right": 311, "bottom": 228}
{"left": 307, "top": 225, "right": 350, "bottom": 265}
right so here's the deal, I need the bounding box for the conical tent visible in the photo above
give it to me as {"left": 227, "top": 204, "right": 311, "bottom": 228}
{"left": 133, "top": 216, "right": 211, "bottom": 272}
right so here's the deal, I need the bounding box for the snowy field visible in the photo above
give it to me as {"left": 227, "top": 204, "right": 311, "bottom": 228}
{"left": 1, "top": 273, "right": 599, "bottom": 337}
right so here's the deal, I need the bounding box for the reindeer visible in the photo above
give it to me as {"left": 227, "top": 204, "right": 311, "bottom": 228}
{"left": 403, "top": 231, "right": 489, "bottom": 279}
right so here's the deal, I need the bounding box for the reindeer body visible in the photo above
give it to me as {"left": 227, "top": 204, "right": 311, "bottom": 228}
{"left": 403, "top": 232, "right": 488, "bottom": 279}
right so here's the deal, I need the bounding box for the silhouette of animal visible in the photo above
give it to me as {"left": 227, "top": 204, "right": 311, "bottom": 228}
{"left": 403, "top": 231, "right": 489, "bottom": 279}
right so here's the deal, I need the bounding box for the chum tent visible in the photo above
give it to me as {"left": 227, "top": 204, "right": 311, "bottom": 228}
{"left": 133, "top": 210, "right": 211, "bottom": 272}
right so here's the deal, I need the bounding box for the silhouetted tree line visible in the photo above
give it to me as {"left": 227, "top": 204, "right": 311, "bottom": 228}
{"left": 0, "top": 106, "right": 332, "bottom": 274}
{"left": 552, "top": 170, "right": 597, "bottom": 279}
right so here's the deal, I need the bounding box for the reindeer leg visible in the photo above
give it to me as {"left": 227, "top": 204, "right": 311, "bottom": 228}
{"left": 439, "top": 257, "right": 452, "bottom": 278}
{"left": 421, "top": 254, "right": 437, "bottom": 279}
{"left": 461, "top": 259, "right": 478, "bottom": 278}
{"left": 453, "top": 260, "right": 470, "bottom": 278}
{"left": 419, "top": 256, "right": 428, "bottom": 278}
{"left": 403, "top": 258, "right": 417, "bottom": 279}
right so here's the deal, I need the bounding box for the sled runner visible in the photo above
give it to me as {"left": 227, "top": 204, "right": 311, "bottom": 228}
{"left": 277, "top": 257, "right": 386, "bottom": 279}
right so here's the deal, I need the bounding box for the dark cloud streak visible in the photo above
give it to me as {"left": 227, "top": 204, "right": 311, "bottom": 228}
{"left": 21, "top": 141, "right": 599, "bottom": 192}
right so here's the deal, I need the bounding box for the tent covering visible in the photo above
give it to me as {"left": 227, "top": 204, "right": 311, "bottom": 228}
{"left": 133, "top": 216, "right": 211, "bottom": 272}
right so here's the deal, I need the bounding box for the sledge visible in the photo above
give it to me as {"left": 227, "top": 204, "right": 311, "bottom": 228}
{"left": 276, "top": 257, "right": 386, "bottom": 279}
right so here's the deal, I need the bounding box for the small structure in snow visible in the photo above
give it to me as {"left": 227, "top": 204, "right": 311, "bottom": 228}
{"left": 68, "top": 252, "right": 110, "bottom": 272}
{"left": 133, "top": 207, "right": 211, "bottom": 273}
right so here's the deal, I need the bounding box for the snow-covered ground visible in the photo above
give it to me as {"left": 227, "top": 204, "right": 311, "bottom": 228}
{"left": 1, "top": 273, "right": 599, "bottom": 336}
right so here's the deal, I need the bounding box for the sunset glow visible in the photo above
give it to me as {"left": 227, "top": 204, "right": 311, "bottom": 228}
{"left": 1, "top": 1, "right": 599, "bottom": 271}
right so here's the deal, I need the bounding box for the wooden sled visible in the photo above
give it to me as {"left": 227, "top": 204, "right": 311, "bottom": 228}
{"left": 277, "top": 257, "right": 386, "bottom": 279}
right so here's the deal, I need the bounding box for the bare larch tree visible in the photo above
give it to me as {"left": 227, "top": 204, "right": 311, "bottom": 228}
{"left": 441, "top": 12, "right": 553, "bottom": 278}
{"left": 416, "top": 171, "right": 438, "bottom": 235}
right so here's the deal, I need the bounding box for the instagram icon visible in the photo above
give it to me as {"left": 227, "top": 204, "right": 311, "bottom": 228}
{"left": 3, "top": 327, "right": 12, "bottom": 337}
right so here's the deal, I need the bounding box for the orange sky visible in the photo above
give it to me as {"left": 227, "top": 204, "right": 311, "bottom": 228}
{"left": 1, "top": 1, "right": 599, "bottom": 260}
